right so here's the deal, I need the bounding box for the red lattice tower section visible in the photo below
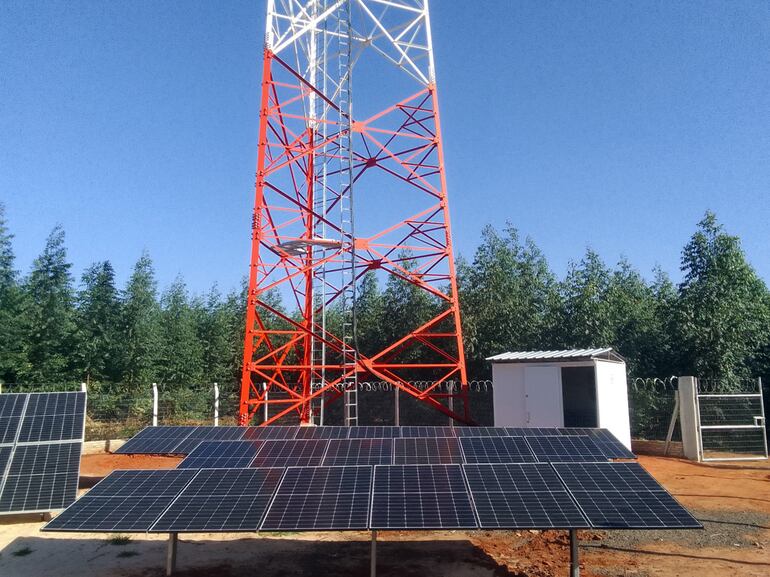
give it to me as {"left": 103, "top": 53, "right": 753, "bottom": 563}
{"left": 240, "top": 0, "right": 470, "bottom": 426}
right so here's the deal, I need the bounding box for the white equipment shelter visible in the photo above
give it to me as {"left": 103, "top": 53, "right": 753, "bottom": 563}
{"left": 488, "top": 348, "right": 632, "bottom": 450}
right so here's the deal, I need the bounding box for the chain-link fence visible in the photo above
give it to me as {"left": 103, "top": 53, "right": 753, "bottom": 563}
{"left": 0, "top": 376, "right": 693, "bottom": 448}
{"left": 696, "top": 378, "right": 768, "bottom": 461}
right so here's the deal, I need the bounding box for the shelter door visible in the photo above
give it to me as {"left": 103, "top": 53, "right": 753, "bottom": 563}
{"left": 524, "top": 366, "right": 563, "bottom": 427}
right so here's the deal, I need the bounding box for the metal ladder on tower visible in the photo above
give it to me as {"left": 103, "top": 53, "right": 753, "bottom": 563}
{"left": 309, "top": 0, "right": 329, "bottom": 425}
{"left": 337, "top": 0, "right": 358, "bottom": 426}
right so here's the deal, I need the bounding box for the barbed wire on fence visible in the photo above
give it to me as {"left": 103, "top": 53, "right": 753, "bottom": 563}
{"left": 1, "top": 375, "right": 704, "bottom": 446}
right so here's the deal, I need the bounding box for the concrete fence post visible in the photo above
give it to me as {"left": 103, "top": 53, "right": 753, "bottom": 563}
{"left": 213, "top": 383, "right": 219, "bottom": 426}
{"left": 394, "top": 385, "right": 400, "bottom": 426}
{"left": 263, "top": 382, "right": 269, "bottom": 422}
{"left": 152, "top": 383, "right": 159, "bottom": 427}
{"left": 677, "top": 376, "right": 700, "bottom": 461}
{"left": 80, "top": 382, "right": 87, "bottom": 393}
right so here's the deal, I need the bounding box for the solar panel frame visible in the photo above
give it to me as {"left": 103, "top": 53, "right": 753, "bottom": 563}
{"left": 261, "top": 465, "right": 372, "bottom": 531}
{"left": 178, "top": 440, "right": 265, "bottom": 469}
{"left": 459, "top": 436, "right": 537, "bottom": 464}
{"left": 115, "top": 426, "right": 197, "bottom": 454}
{"left": 347, "top": 426, "right": 401, "bottom": 439}
{"left": 294, "top": 426, "right": 350, "bottom": 440}
{"left": 43, "top": 469, "right": 199, "bottom": 532}
{"left": 569, "top": 489, "right": 702, "bottom": 529}
{"left": 552, "top": 462, "right": 670, "bottom": 494}
{"left": 399, "top": 426, "right": 457, "bottom": 438}
{"left": 0, "top": 393, "right": 28, "bottom": 445}
{"left": 172, "top": 426, "right": 248, "bottom": 454}
{"left": 17, "top": 392, "right": 86, "bottom": 443}
{"left": 151, "top": 468, "right": 285, "bottom": 532}
{"left": 394, "top": 437, "right": 463, "bottom": 465}
{"left": 322, "top": 438, "right": 393, "bottom": 466}
{"left": 552, "top": 462, "right": 702, "bottom": 529}
{"left": 524, "top": 435, "right": 607, "bottom": 462}
{"left": 463, "top": 463, "right": 589, "bottom": 529}
{"left": 87, "top": 469, "right": 198, "bottom": 498}
{"left": 455, "top": 427, "right": 510, "bottom": 437}
{"left": 504, "top": 427, "right": 564, "bottom": 437}
{"left": 250, "top": 439, "right": 329, "bottom": 467}
{"left": 558, "top": 428, "right": 636, "bottom": 460}
{"left": 0, "top": 392, "right": 86, "bottom": 515}
{"left": 242, "top": 426, "right": 299, "bottom": 441}
{"left": 370, "top": 464, "right": 477, "bottom": 530}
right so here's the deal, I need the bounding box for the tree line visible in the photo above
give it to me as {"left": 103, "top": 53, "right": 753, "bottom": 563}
{"left": 1, "top": 203, "right": 768, "bottom": 393}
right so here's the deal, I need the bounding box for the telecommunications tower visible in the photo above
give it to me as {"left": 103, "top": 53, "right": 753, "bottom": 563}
{"left": 239, "top": 0, "right": 470, "bottom": 425}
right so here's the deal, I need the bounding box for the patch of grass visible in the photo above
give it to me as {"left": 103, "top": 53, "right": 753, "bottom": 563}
{"left": 116, "top": 550, "right": 140, "bottom": 558}
{"left": 107, "top": 535, "right": 132, "bottom": 546}
{"left": 12, "top": 547, "right": 34, "bottom": 557}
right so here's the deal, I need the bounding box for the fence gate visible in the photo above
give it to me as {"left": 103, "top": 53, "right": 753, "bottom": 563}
{"left": 695, "top": 378, "right": 768, "bottom": 461}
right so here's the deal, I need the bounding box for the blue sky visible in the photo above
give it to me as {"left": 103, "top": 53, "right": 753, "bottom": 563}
{"left": 2, "top": 0, "right": 769, "bottom": 295}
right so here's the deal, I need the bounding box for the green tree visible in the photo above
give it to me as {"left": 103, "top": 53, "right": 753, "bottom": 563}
{"left": 76, "top": 261, "right": 122, "bottom": 383}
{"left": 120, "top": 251, "right": 161, "bottom": 387}
{"left": 20, "top": 226, "right": 79, "bottom": 383}
{"left": 157, "top": 276, "right": 204, "bottom": 385}
{"left": 458, "top": 225, "right": 558, "bottom": 375}
{"left": 604, "top": 258, "right": 658, "bottom": 376}
{"left": 195, "top": 284, "right": 243, "bottom": 386}
{"left": 382, "top": 252, "right": 435, "bottom": 366}
{"left": 558, "top": 249, "right": 613, "bottom": 349}
{"left": 0, "top": 205, "right": 27, "bottom": 382}
{"left": 675, "top": 212, "right": 770, "bottom": 383}
{"left": 355, "top": 271, "right": 385, "bottom": 357}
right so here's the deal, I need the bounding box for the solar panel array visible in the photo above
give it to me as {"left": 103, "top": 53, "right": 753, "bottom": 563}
{"left": 119, "top": 425, "right": 635, "bottom": 462}
{"left": 46, "top": 424, "right": 699, "bottom": 533}
{"left": 0, "top": 392, "right": 86, "bottom": 514}
{"left": 44, "top": 461, "right": 699, "bottom": 532}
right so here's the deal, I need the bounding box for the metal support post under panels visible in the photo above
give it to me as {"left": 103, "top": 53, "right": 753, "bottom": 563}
{"left": 166, "top": 533, "right": 178, "bottom": 576}
{"left": 371, "top": 530, "right": 377, "bottom": 577}
{"left": 570, "top": 529, "right": 579, "bottom": 577}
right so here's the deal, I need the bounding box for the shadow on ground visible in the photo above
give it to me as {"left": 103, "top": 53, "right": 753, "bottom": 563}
{"left": 0, "top": 535, "right": 525, "bottom": 577}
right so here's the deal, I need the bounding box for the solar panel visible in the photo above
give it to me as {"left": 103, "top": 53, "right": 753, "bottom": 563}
{"left": 553, "top": 462, "right": 701, "bottom": 529}
{"left": 0, "top": 446, "right": 12, "bottom": 475}
{"left": 0, "top": 442, "right": 82, "bottom": 513}
{"left": 558, "top": 428, "right": 635, "bottom": 459}
{"left": 370, "top": 464, "right": 476, "bottom": 529}
{"left": 151, "top": 468, "right": 285, "bottom": 532}
{"left": 455, "top": 427, "right": 509, "bottom": 437}
{"left": 504, "top": 427, "right": 563, "bottom": 436}
{"left": 294, "top": 426, "right": 349, "bottom": 440}
{"left": 394, "top": 438, "right": 463, "bottom": 464}
{"left": 459, "top": 436, "right": 537, "bottom": 463}
{"left": 242, "top": 426, "right": 299, "bottom": 440}
{"left": 553, "top": 462, "right": 667, "bottom": 493}
{"left": 44, "top": 469, "right": 198, "bottom": 532}
{"left": 463, "top": 463, "right": 588, "bottom": 528}
{"left": 115, "top": 426, "right": 196, "bottom": 454}
{"left": 400, "top": 426, "right": 456, "bottom": 438}
{"left": 172, "top": 426, "right": 247, "bottom": 454}
{"left": 17, "top": 392, "right": 86, "bottom": 443}
{"left": 178, "top": 440, "right": 264, "bottom": 469}
{"left": 322, "top": 439, "right": 393, "bottom": 466}
{"left": 17, "top": 392, "right": 85, "bottom": 443}
{"left": 250, "top": 439, "right": 329, "bottom": 467}
{"left": 347, "top": 426, "right": 401, "bottom": 438}
{"left": 569, "top": 490, "right": 701, "bottom": 528}
{"left": 0, "top": 393, "right": 27, "bottom": 444}
{"left": 525, "top": 435, "right": 607, "bottom": 462}
{"left": 261, "top": 466, "right": 372, "bottom": 530}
